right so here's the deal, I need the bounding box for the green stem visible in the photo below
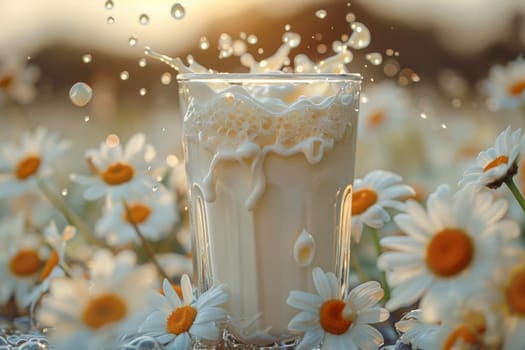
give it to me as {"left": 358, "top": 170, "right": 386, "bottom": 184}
{"left": 369, "top": 227, "right": 391, "bottom": 302}
{"left": 122, "top": 200, "right": 171, "bottom": 282}
{"left": 505, "top": 177, "right": 525, "bottom": 213}
{"left": 350, "top": 245, "right": 368, "bottom": 283}
{"left": 37, "top": 178, "right": 106, "bottom": 247}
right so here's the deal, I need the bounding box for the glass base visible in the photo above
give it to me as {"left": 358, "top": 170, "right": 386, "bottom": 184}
{"left": 193, "top": 330, "right": 320, "bottom": 350}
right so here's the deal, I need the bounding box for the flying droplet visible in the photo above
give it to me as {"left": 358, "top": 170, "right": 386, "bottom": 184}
{"left": 160, "top": 72, "right": 172, "bottom": 85}
{"left": 345, "top": 12, "right": 356, "bottom": 23}
{"left": 347, "top": 22, "right": 371, "bottom": 49}
{"left": 105, "top": 0, "right": 114, "bottom": 9}
{"left": 152, "top": 184, "right": 159, "bottom": 192}
{"left": 139, "top": 88, "right": 147, "bottom": 96}
{"left": 247, "top": 34, "right": 258, "bottom": 45}
{"left": 138, "top": 58, "right": 147, "bottom": 67}
{"left": 61, "top": 188, "right": 68, "bottom": 196}
{"left": 139, "top": 14, "right": 149, "bottom": 25}
{"left": 293, "top": 229, "right": 316, "bottom": 267}
{"left": 166, "top": 154, "right": 179, "bottom": 167}
{"left": 120, "top": 71, "right": 129, "bottom": 81}
{"left": 69, "top": 82, "right": 93, "bottom": 107}
{"left": 128, "top": 36, "right": 138, "bottom": 47}
{"left": 199, "top": 36, "right": 210, "bottom": 50}
{"left": 282, "top": 32, "right": 301, "bottom": 48}
{"left": 171, "top": 3, "right": 185, "bottom": 19}
{"left": 315, "top": 9, "right": 327, "bottom": 19}
{"left": 365, "top": 52, "right": 382, "bottom": 65}
{"left": 105, "top": 134, "right": 120, "bottom": 147}
{"left": 82, "top": 54, "right": 92, "bottom": 63}
{"left": 284, "top": 24, "right": 291, "bottom": 31}
{"left": 84, "top": 115, "right": 90, "bottom": 122}
{"left": 107, "top": 16, "right": 115, "bottom": 24}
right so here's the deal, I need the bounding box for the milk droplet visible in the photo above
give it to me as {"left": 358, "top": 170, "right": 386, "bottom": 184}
{"left": 284, "top": 24, "right": 291, "bottom": 31}
{"left": 139, "top": 14, "right": 149, "bottom": 25}
{"left": 282, "top": 32, "right": 301, "bottom": 48}
{"left": 345, "top": 12, "right": 356, "bottom": 23}
{"left": 105, "top": 0, "right": 114, "bottom": 9}
{"left": 199, "top": 36, "right": 210, "bottom": 50}
{"left": 293, "top": 229, "right": 316, "bottom": 267}
{"left": 139, "top": 88, "right": 147, "bottom": 96}
{"left": 161, "top": 72, "right": 172, "bottom": 85}
{"left": 69, "top": 82, "right": 93, "bottom": 107}
{"left": 107, "top": 16, "right": 115, "bottom": 24}
{"left": 128, "top": 36, "right": 138, "bottom": 47}
{"left": 233, "top": 40, "right": 247, "bottom": 56}
{"left": 171, "top": 3, "right": 185, "bottom": 19}
{"left": 347, "top": 22, "right": 371, "bottom": 49}
{"left": 365, "top": 52, "right": 382, "bottom": 65}
{"left": 138, "top": 58, "right": 147, "bottom": 67}
{"left": 82, "top": 54, "right": 92, "bottom": 63}
{"left": 315, "top": 9, "right": 327, "bottom": 19}
{"left": 120, "top": 71, "right": 129, "bottom": 80}
{"left": 84, "top": 115, "right": 90, "bottom": 122}
{"left": 247, "top": 34, "right": 258, "bottom": 45}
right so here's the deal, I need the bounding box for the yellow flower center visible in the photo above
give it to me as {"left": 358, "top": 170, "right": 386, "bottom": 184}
{"left": 166, "top": 305, "right": 197, "bottom": 335}
{"left": 81, "top": 293, "right": 128, "bottom": 329}
{"left": 0, "top": 74, "right": 14, "bottom": 89}
{"left": 508, "top": 79, "right": 525, "bottom": 96}
{"left": 15, "top": 155, "right": 41, "bottom": 180}
{"left": 483, "top": 155, "right": 508, "bottom": 173}
{"left": 352, "top": 188, "right": 378, "bottom": 215}
{"left": 40, "top": 250, "right": 59, "bottom": 281}
{"left": 443, "top": 324, "right": 481, "bottom": 350}
{"left": 506, "top": 268, "right": 525, "bottom": 315}
{"left": 319, "top": 299, "right": 354, "bottom": 335}
{"left": 367, "top": 109, "right": 385, "bottom": 128}
{"left": 124, "top": 203, "right": 151, "bottom": 224}
{"left": 101, "top": 162, "right": 134, "bottom": 185}
{"left": 9, "top": 248, "right": 42, "bottom": 277}
{"left": 426, "top": 228, "right": 474, "bottom": 277}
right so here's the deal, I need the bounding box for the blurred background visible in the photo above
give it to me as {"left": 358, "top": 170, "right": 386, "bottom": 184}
{"left": 1, "top": 0, "right": 525, "bottom": 189}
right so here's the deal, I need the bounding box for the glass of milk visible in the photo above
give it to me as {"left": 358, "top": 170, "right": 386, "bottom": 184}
{"left": 178, "top": 73, "right": 361, "bottom": 348}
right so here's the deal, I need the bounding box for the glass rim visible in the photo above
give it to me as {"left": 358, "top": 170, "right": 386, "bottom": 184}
{"left": 176, "top": 72, "right": 362, "bottom": 83}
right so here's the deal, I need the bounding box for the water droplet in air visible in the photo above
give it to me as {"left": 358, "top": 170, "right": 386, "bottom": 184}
{"left": 161, "top": 72, "right": 172, "bottom": 85}
{"left": 315, "top": 9, "right": 327, "bottom": 19}
{"left": 282, "top": 32, "right": 301, "bottom": 48}
{"left": 420, "top": 113, "right": 427, "bottom": 119}
{"left": 128, "top": 36, "right": 138, "bottom": 47}
{"left": 138, "top": 58, "right": 147, "bottom": 67}
{"left": 120, "top": 71, "right": 129, "bottom": 81}
{"left": 26, "top": 56, "right": 31, "bottom": 61}
{"left": 61, "top": 188, "right": 68, "bottom": 196}
{"left": 233, "top": 40, "right": 247, "bottom": 56}
{"left": 84, "top": 115, "right": 90, "bottom": 122}
{"left": 69, "top": 82, "right": 93, "bottom": 107}
{"left": 247, "top": 34, "right": 258, "bottom": 45}
{"left": 152, "top": 184, "right": 159, "bottom": 192}
{"left": 365, "top": 52, "right": 382, "bottom": 65}
{"left": 171, "top": 3, "right": 185, "bottom": 19}
{"left": 139, "top": 88, "right": 147, "bottom": 96}
{"left": 139, "top": 14, "right": 149, "bottom": 25}
{"left": 107, "top": 16, "right": 115, "bottom": 24}
{"left": 284, "top": 24, "right": 291, "bottom": 31}
{"left": 345, "top": 12, "right": 356, "bottom": 23}
{"left": 385, "top": 48, "right": 394, "bottom": 56}
{"left": 105, "top": 0, "right": 114, "bottom": 9}
{"left": 166, "top": 154, "right": 179, "bottom": 167}
{"left": 105, "top": 134, "right": 120, "bottom": 147}
{"left": 347, "top": 22, "right": 371, "bottom": 49}
{"left": 199, "top": 36, "right": 210, "bottom": 50}
{"left": 82, "top": 54, "right": 92, "bottom": 63}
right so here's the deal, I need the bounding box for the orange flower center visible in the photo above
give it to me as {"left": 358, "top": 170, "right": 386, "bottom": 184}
{"left": 506, "top": 268, "right": 525, "bottom": 315}
{"left": 508, "top": 79, "right": 525, "bottom": 96}
{"left": 368, "top": 110, "right": 385, "bottom": 128}
{"left": 443, "top": 324, "right": 481, "bottom": 350}
{"left": 0, "top": 74, "right": 14, "bottom": 89}
{"left": 426, "top": 228, "right": 474, "bottom": 277}
{"left": 483, "top": 155, "right": 508, "bottom": 173}
{"left": 9, "top": 248, "right": 42, "bottom": 277}
{"left": 15, "top": 155, "right": 41, "bottom": 180}
{"left": 101, "top": 162, "right": 134, "bottom": 185}
{"left": 166, "top": 305, "right": 197, "bottom": 335}
{"left": 81, "top": 293, "right": 128, "bottom": 329}
{"left": 319, "top": 299, "right": 354, "bottom": 335}
{"left": 40, "top": 250, "right": 59, "bottom": 281}
{"left": 124, "top": 203, "right": 151, "bottom": 224}
{"left": 352, "top": 188, "right": 378, "bottom": 215}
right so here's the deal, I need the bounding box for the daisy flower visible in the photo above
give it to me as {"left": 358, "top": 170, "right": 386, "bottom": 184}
{"left": 484, "top": 56, "right": 525, "bottom": 111}
{"left": 395, "top": 310, "right": 439, "bottom": 350}
{"left": 95, "top": 187, "right": 178, "bottom": 246}
{"left": 37, "top": 249, "right": 158, "bottom": 350}
{"left": 0, "top": 214, "right": 48, "bottom": 309}
{"left": 139, "top": 275, "right": 229, "bottom": 350}
{"left": 286, "top": 267, "right": 389, "bottom": 350}
{"left": 0, "top": 127, "right": 71, "bottom": 198}
{"left": 459, "top": 126, "right": 524, "bottom": 189}
{"left": 71, "top": 133, "right": 160, "bottom": 201}
{"left": 378, "top": 184, "right": 519, "bottom": 322}
{"left": 0, "top": 58, "right": 40, "bottom": 105}
{"left": 358, "top": 81, "right": 410, "bottom": 137}
{"left": 351, "top": 170, "right": 415, "bottom": 243}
